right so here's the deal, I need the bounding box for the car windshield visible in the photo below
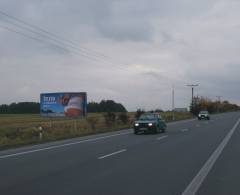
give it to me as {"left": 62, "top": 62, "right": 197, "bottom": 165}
{"left": 200, "top": 111, "right": 208, "bottom": 114}
{"left": 139, "top": 114, "right": 156, "bottom": 120}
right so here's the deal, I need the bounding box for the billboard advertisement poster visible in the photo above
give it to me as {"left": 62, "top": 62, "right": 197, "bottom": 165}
{"left": 40, "top": 92, "right": 87, "bottom": 118}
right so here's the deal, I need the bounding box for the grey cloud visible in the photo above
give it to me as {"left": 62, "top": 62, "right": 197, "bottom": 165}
{"left": 0, "top": 0, "right": 216, "bottom": 43}
{"left": 92, "top": 1, "right": 154, "bottom": 42}
{"left": 95, "top": 21, "right": 153, "bottom": 42}
{"left": 140, "top": 71, "right": 172, "bottom": 85}
{"left": 0, "top": 0, "right": 240, "bottom": 110}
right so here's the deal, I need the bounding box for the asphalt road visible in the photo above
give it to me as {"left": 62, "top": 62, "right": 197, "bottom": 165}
{"left": 0, "top": 112, "right": 240, "bottom": 195}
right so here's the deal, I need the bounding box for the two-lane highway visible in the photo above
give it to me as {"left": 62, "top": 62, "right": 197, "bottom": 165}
{"left": 0, "top": 112, "right": 240, "bottom": 195}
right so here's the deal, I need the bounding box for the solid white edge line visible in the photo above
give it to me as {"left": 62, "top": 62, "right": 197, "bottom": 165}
{"left": 181, "top": 117, "right": 240, "bottom": 195}
{"left": 98, "top": 149, "right": 127, "bottom": 159}
{"left": 0, "top": 132, "right": 131, "bottom": 159}
{"left": 156, "top": 135, "right": 168, "bottom": 140}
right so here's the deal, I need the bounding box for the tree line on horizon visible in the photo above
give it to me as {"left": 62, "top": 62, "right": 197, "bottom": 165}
{"left": 0, "top": 100, "right": 127, "bottom": 114}
{"left": 0, "top": 98, "right": 239, "bottom": 115}
{"left": 190, "top": 96, "right": 240, "bottom": 115}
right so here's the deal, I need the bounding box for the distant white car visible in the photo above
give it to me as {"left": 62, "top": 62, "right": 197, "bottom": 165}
{"left": 198, "top": 111, "right": 210, "bottom": 120}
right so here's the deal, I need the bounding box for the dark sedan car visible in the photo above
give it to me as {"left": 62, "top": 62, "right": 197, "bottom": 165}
{"left": 133, "top": 113, "right": 167, "bottom": 134}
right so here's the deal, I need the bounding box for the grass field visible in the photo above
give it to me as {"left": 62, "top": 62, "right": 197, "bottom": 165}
{"left": 0, "top": 112, "right": 192, "bottom": 150}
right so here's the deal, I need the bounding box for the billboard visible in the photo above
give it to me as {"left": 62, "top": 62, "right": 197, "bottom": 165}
{"left": 40, "top": 92, "right": 87, "bottom": 118}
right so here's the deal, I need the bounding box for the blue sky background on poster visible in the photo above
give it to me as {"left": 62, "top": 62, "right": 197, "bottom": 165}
{"left": 40, "top": 93, "right": 64, "bottom": 113}
{"left": 40, "top": 93, "right": 87, "bottom": 117}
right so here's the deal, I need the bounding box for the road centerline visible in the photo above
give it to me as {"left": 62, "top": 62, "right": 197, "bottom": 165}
{"left": 98, "top": 149, "right": 127, "bottom": 160}
{"left": 181, "top": 117, "right": 240, "bottom": 195}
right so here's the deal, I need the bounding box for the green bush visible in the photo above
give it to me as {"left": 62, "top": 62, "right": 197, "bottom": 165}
{"left": 118, "top": 112, "right": 129, "bottom": 124}
{"left": 104, "top": 112, "right": 116, "bottom": 126}
{"left": 86, "top": 116, "right": 99, "bottom": 130}
{"left": 4, "top": 128, "right": 22, "bottom": 139}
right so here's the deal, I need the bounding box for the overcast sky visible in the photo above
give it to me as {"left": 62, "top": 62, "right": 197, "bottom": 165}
{"left": 0, "top": 0, "right": 240, "bottom": 111}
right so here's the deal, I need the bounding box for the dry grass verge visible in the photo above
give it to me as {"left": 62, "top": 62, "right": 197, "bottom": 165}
{"left": 0, "top": 112, "right": 192, "bottom": 150}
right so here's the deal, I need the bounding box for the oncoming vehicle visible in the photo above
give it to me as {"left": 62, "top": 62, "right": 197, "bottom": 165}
{"left": 133, "top": 113, "right": 167, "bottom": 134}
{"left": 198, "top": 110, "right": 210, "bottom": 120}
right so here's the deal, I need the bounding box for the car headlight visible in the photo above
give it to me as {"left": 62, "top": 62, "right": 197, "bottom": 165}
{"left": 148, "top": 123, "right": 153, "bottom": 126}
{"left": 135, "top": 123, "right": 139, "bottom": 126}
{"left": 198, "top": 114, "right": 201, "bottom": 117}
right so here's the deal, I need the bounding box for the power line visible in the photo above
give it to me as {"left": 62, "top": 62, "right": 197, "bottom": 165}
{"left": 0, "top": 10, "right": 131, "bottom": 70}
{"left": 0, "top": 25, "right": 52, "bottom": 45}
{"left": 0, "top": 24, "right": 100, "bottom": 62}
{"left": 0, "top": 9, "right": 131, "bottom": 70}
{"left": 0, "top": 9, "right": 189, "bottom": 81}
{"left": 0, "top": 10, "right": 109, "bottom": 60}
{"left": 0, "top": 24, "right": 130, "bottom": 72}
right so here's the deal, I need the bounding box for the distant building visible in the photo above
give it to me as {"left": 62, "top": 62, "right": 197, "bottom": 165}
{"left": 174, "top": 108, "right": 188, "bottom": 112}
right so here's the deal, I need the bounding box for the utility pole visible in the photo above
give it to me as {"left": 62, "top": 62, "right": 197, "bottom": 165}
{"left": 216, "top": 96, "right": 222, "bottom": 102}
{"left": 172, "top": 85, "right": 175, "bottom": 121}
{"left": 216, "top": 96, "right": 222, "bottom": 113}
{"left": 187, "top": 84, "right": 199, "bottom": 114}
